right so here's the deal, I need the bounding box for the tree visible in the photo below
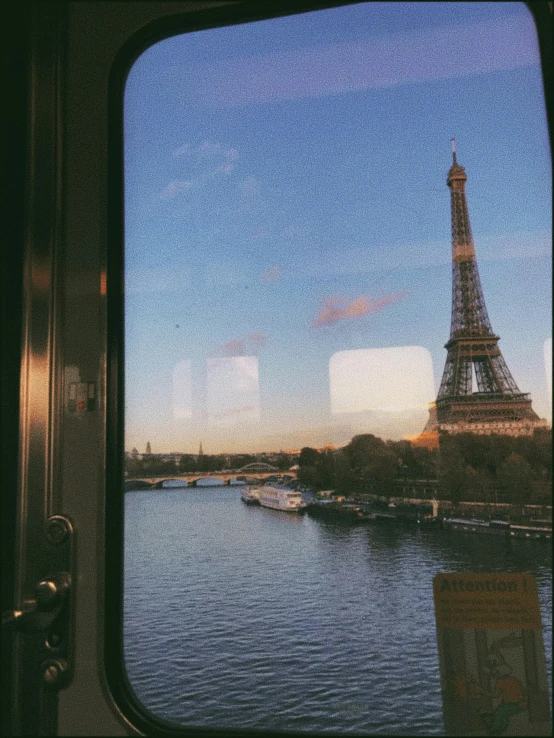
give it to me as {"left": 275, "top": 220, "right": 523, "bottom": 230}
{"left": 275, "top": 453, "right": 292, "bottom": 471}
{"left": 497, "top": 452, "right": 534, "bottom": 504}
{"left": 345, "top": 434, "right": 386, "bottom": 470}
{"left": 314, "top": 450, "right": 336, "bottom": 490}
{"left": 178, "top": 454, "right": 197, "bottom": 473}
{"left": 345, "top": 435, "right": 398, "bottom": 494}
{"left": 438, "top": 436, "right": 471, "bottom": 504}
{"left": 333, "top": 450, "right": 356, "bottom": 494}
{"left": 299, "top": 447, "right": 320, "bottom": 467}
{"left": 297, "top": 464, "right": 318, "bottom": 489}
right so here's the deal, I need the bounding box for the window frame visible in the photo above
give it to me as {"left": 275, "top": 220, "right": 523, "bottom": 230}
{"left": 103, "top": 2, "right": 553, "bottom": 735}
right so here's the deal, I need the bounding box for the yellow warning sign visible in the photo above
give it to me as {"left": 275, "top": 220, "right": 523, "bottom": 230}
{"left": 434, "top": 573, "right": 551, "bottom": 735}
{"left": 434, "top": 573, "right": 541, "bottom": 630}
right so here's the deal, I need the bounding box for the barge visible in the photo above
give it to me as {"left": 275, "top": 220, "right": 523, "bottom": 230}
{"left": 443, "top": 517, "right": 551, "bottom": 540}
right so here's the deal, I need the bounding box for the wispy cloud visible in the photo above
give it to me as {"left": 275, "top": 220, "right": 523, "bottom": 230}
{"left": 216, "top": 162, "right": 235, "bottom": 175}
{"left": 159, "top": 180, "right": 193, "bottom": 199}
{"left": 261, "top": 265, "right": 280, "bottom": 282}
{"left": 297, "top": 230, "right": 551, "bottom": 280}
{"left": 239, "top": 176, "right": 260, "bottom": 197}
{"left": 198, "top": 141, "right": 239, "bottom": 163}
{"left": 173, "top": 143, "right": 190, "bottom": 157}
{"left": 312, "top": 292, "right": 406, "bottom": 327}
{"left": 249, "top": 227, "right": 270, "bottom": 240}
{"left": 248, "top": 332, "right": 267, "bottom": 352}
{"left": 219, "top": 338, "right": 246, "bottom": 356}
{"left": 187, "top": 16, "right": 538, "bottom": 107}
{"left": 217, "top": 332, "right": 267, "bottom": 356}
{"left": 199, "top": 140, "right": 222, "bottom": 156}
{"left": 162, "top": 141, "right": 240, "bottom": 198}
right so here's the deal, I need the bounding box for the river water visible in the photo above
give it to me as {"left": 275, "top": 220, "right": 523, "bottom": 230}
{"left": 124, "top": 487, "right": 552, "bottom": 735}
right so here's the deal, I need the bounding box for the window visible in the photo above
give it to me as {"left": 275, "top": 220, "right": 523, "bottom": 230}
{"left": 119, "top": 2, "right": 551, "bottom": 734}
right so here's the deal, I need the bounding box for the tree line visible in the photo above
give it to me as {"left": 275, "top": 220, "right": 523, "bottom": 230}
{"left": 296, "top": 429, "right": 551, "bottom": 505}
{"left": 438, "top": 429, "right": 551, "bottom": 504}
{"left": 125, "top": 452, "right": 294, "bottom": 478}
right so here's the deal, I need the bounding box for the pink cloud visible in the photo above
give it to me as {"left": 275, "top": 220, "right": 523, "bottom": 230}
{"left": 261, "top": 264, "right": 280, "bottom": 282}
{"left": 217, "top": 333, "right": 267, "bottom": 356}
{"left": 312, "top": 292, "right": 406, "bottom": 327}
{"left": 248, "top": 332, "right": 267, "bottom": 352}
{"left": 219, "top": 338, "right": 246, "bottom": 356}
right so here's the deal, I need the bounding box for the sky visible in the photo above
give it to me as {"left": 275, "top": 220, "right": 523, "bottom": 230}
{"left": 123, "top": 1, "right": 552, "bottom": 455}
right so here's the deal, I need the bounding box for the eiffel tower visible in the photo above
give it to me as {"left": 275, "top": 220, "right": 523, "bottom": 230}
{"left": 424, "top": 141, "right": 547, "bottom": 438}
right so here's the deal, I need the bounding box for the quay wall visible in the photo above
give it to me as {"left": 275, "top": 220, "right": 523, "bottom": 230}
{"left": 356, "top": 494, "right": 552, "bottom": 521}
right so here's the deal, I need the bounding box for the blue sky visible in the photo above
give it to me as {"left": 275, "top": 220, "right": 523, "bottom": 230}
{"left": 124, "top": 2, "right": 551, "bottom": 454}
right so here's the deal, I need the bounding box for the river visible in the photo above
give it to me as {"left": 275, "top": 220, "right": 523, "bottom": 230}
{"left": 124, "top": 487, "right": 552, "bottom": 735}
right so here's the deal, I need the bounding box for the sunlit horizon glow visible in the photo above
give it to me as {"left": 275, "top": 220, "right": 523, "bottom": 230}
{"left": 124, "top": 2, "right": 551, "bottom": 454}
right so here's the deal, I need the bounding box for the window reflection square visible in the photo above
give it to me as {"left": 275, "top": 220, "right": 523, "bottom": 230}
{"left": 206, "top": 356, "right": 261, "bottom": 426}
{"left": 329, "top": 346, "right": 435, "bottom": 414}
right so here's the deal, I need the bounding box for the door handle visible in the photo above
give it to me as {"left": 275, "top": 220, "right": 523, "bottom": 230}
{"left": 2, "top": 572, "right": 71, "bottom": 633}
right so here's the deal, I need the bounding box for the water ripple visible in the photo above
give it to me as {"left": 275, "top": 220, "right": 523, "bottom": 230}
{"left": 124, "top": 488, "right": 552, "bottom": 735}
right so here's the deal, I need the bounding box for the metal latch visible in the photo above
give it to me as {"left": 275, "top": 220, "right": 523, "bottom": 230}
{"left": 2, "top": 515, "right": 74, "bottom": 689}
{"left": 2, "top": 572, "right": 71, "bottom": 633}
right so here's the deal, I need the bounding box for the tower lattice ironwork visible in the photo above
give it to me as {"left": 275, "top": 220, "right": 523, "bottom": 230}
{"left": 432, "top": 141, "right": 546, "bottom": 435}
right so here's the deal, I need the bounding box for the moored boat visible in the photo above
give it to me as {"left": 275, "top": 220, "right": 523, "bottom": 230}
{"left": 258, "top": 484, "right": 305, "bottom": 512}
{"left": 443, "top": 517, "right": 507, "bottom": 535}
{"left": 509, "top": 523, "right": 551, "bottom": 541}
{"left": 241, "top": 487, "right": 260, "bottom": 505}
{"left": 443, "top": 517, "right": 551, "bottom": 540}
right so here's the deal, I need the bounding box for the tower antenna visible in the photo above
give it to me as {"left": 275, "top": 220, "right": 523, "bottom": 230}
{"left": 451, "top": 138, "right": 457, "bottom": 163}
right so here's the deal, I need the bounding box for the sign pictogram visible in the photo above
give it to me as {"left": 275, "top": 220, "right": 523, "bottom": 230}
{"left": 433, "top": 573, "right": 551, "bottom": 736}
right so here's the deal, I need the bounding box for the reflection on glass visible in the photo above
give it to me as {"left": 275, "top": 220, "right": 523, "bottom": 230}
{"left": 330, "top": 346, "right": 435, "bottom": 414}
{"left": 206, "top": 356, "right": 261, "bottom": 426}
{"left": 123, "top": 2, "right": 552, "bottom": 734}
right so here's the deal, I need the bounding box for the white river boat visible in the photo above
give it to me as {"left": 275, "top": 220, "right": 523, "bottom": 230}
{"left": 258, "top": 484, "right": 305, "bottom": 512}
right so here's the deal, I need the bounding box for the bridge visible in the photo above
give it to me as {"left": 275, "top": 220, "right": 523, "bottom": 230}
{"left": 125, "top": 469, "right": 296, "bottom": 491}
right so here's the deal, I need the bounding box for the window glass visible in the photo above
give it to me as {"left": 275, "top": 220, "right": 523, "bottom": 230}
{"left": 123, "top": 2, "right": 551, "bottom": 733}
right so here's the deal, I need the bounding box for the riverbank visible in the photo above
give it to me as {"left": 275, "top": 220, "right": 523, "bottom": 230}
{"left": 305, "top": 493, "right": 552, "bottom": 539}
{"left": 345, "top": 493, "right": 552, "bottom": 524}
